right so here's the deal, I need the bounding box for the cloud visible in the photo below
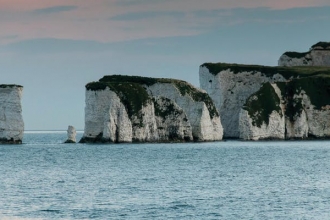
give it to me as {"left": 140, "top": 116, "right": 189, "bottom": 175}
{"left": 2, "top": 38, "right": 109, "bottom": 54}
{"left": 32, "top": 5, "right": 78, "bottom": 15}
{"left": 1, "top": 0, "right": 330, "bottom": 46}
{"left": 110, "top": 11, "right": 184, "bottom": 21}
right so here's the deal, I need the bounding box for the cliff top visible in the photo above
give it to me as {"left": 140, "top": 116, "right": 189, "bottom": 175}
{"left": 201, "top": 62, "right": 330, "bottom": 78}
{"left": 86, "top": 75, "right": 219, "bottom": 118}
{"left": 311, "top": 41, "right": 330, "bottom": 50}
{"left": 280, "top": 41, "right": 330, "bottom": 59}
{"left": 0, "top": 84, "right": 23, "bottom": 88}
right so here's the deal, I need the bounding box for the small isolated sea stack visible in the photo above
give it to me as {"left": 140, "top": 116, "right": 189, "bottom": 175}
{"left": 278, "top": 42, "right": 330, "bottom": 67}
{"left": 80, "top": 75, "right": 223, "bottom": 143}
{"left": 65, "top": 125, "right": 76, "bottom": 143}
{"left": 0, "top": 85, "right": 24, "bottom": 144}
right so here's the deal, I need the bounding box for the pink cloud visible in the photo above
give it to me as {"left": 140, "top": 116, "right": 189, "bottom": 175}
{"left": 1, "top": 0, "right": 330, "bottom": 45}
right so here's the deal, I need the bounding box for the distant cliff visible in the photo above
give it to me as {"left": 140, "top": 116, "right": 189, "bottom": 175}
{"left": 80, "top": 75, "right": 223, "bottom": 143}
{"left": 200, "top": 62, "right": 330, "bottom": 140}
{"left": 0, "top": 85, "right": 24, "bottom": 144}
{"left": 278, "top": 42, "right": 330, "bottom": 67}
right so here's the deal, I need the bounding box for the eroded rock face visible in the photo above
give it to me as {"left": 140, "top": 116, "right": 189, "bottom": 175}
{"left": 146, "top": 83, "right": 222, "bottom": 141}
{"left": 0, "top": 85, "right": 24, "bottom": 144}
{"left": 239, "top": 76, "right": 330, "bottom": 140}
{"left": 199, "top": 64, "right": 286, "bottom": 138}
{"left": 80, "top": 75, "right": 222, "bottom": 143}
{"left": 278, "top": 42, "right": 330, "bottom": 67}
{"left": 153, "top": 97, "right": 193, "bottom": 142}
{"left": 239, "top": 83, "right": 285, "bottom": 140}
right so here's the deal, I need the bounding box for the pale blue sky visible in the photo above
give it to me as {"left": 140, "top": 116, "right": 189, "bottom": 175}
{"left": 1, "top": 0, "right": 330, "bottom": 130}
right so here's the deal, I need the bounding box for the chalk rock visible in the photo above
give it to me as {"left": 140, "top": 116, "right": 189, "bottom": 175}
{"left": 199, "top": 63, "right": 286, "bottom": 138}
{"left": 80, "top": 75, "right": 222, "bottom": 143}
{"left": 282, "top": 78, "right": 330, "bottom": 138}
{"left": 0, "top": 85, "right": 24, "bottom": 144}
{"left": 279, "top": 42, "right": 330, "bottom": 67}
{"left": 146, "top": 82, "right": 222, "bottom": 141}
{"left": 239, "top": 75, "right": 330, "bottom": 140}
{"left": 239, "top": 83, "right": 285, "bottom": 140}
{"left": 65, "top": 125, "right": 76, "bottom": 143}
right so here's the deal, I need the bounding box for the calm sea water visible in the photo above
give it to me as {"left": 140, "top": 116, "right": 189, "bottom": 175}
{"left": 1, "top": 132, "right": 330, "bottom": 219}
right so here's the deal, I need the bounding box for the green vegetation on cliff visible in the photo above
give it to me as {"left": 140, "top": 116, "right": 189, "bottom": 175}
{"left": 243, "top": 83, "right": 282, "bottom": 127}
{"left": 277, "top": 76, "right": 330, "bottom": 121}
{"left": 201, "top": 62, "right": 330, "bottom": 79}
{"left": 311, "top": 42, "right": 330, "bottom": 49}
{"left": 0, "top": 84, "right": 23, "bottom": 88}
{"left": 283, "top": 51, "right": 310, "bottom": 59}
{"left": 87, "top": 75, "right": 219, "bottom": 119}
{"left": 86, "top": 81, "right": 151, "bottom": 120}
{"left": 153, "top": 97, "right": 183, "bottom": 120}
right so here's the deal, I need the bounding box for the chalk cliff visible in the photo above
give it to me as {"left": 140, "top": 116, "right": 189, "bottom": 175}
{"left": 279, "top": 42, "right": 330, "bottom": 67}
{"left": 200, "top": 62, "right": 330, "bottom": 139}
{"left": 0, "top": 85, "right": 24, "bottom": 144}
{"left": 239, "top": 83, "right": 285, "bottom": 140}
{"left": 80, "top": 75, "right": 222, "bottom": 143}
{"left": 199, "top": 63, "right": 287, "bottom": 138}
{"left": 239, "top": 70, "right": 330, "bottom": 140}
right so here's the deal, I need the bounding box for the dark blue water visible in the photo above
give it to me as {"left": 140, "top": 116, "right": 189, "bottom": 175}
{"left": 1, "top": 132, "right": 330, "bottom": 219}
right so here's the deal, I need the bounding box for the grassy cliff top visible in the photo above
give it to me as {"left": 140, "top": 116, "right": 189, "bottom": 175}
{"left": 86, "top": 81, "right": 151, "bottom": 120}
{"left": 311, "top": 41, "right": 330, "bottom": 49}
{"left": 282, "top": 51, "right": 310, "bottom": 59}
{"left": 0, "top": 84, "right": 23, "bottom": 88}
{"left": 201, "top": 62, "right": 330, "bottom": 78}
{"left": 86, "top": 75, "right": 219, "bottom": 119}
{"left": 99, "top": 75, "right": 183, "bottom": 86}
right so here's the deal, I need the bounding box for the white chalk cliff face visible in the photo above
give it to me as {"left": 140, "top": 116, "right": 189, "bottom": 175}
{"left": 278, "top": 42, "right": 330, "bottom": 67}
{"left": 239, "top": 83, "right": 285, "bottom": 140}
{"left": 147, "top": 83, "right": 222, "bottom": 141}
{"left": 199, "top": 65, "right": 286, "bottom": 138}
{"left": 81, "top": 76, "right": 222, "bottom": 143}
{"left": 0, "top": 85, "right": 24, "bottom": 144}
{"left": 239, "top": 77, "right": 330, "bottom": 140}
{"left": 286, "top": 90, "right": 330, "bottom": 139}
{"left": 82, "top": 88, "right": 133, "bottom": 142}
{"left": 153, "top": 97, "right": 193, "bottom": 141}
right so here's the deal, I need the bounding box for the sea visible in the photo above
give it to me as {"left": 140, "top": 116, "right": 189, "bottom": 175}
{"left": 1, "top": 131, "right": 330, "bottom": 219}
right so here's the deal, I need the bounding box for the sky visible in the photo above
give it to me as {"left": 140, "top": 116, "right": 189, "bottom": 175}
{"left": 1, "top": 0, "right": 330, "bottom": 130}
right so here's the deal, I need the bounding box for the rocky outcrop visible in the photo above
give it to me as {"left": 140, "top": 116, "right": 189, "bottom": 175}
{"left": 199, "top": 63, "right": 287, "bottom": 138}
{"left": 0, "top": 85, "right": 24, "bottom": 144}
{"left": 279, "top": 42, "right": 330, "bottom": 67}
{"left": 239, "top": 83, "right": 285, "bottom": 140}
{"left": 65, "top": 125, "right": 76, "bottom": 143}
{"left": 239, "top": 75, "right": 330, "bottom": 140}
{"left": 80, "top": 75, "right": 222, "bottom": 143}
{"left": 200, "top": 62, "right": 330, "bottom": 139}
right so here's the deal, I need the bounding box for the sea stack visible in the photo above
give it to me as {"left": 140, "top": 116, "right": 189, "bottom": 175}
{"left": 65, "top": 125, "right": 76, "bottom": 143}
{"left": 0, "top": 85, "right": 24, "bottom": 144}
{"left": 80, "top": 75, "right": 223, "bottom": 143}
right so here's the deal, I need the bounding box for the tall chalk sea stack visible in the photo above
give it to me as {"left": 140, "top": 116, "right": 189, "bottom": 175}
{"left": 0, "top": 85, "right": 24, "bottom": 144}
{"left": 80, "top": 75, "right": 223, "bottom": 143}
